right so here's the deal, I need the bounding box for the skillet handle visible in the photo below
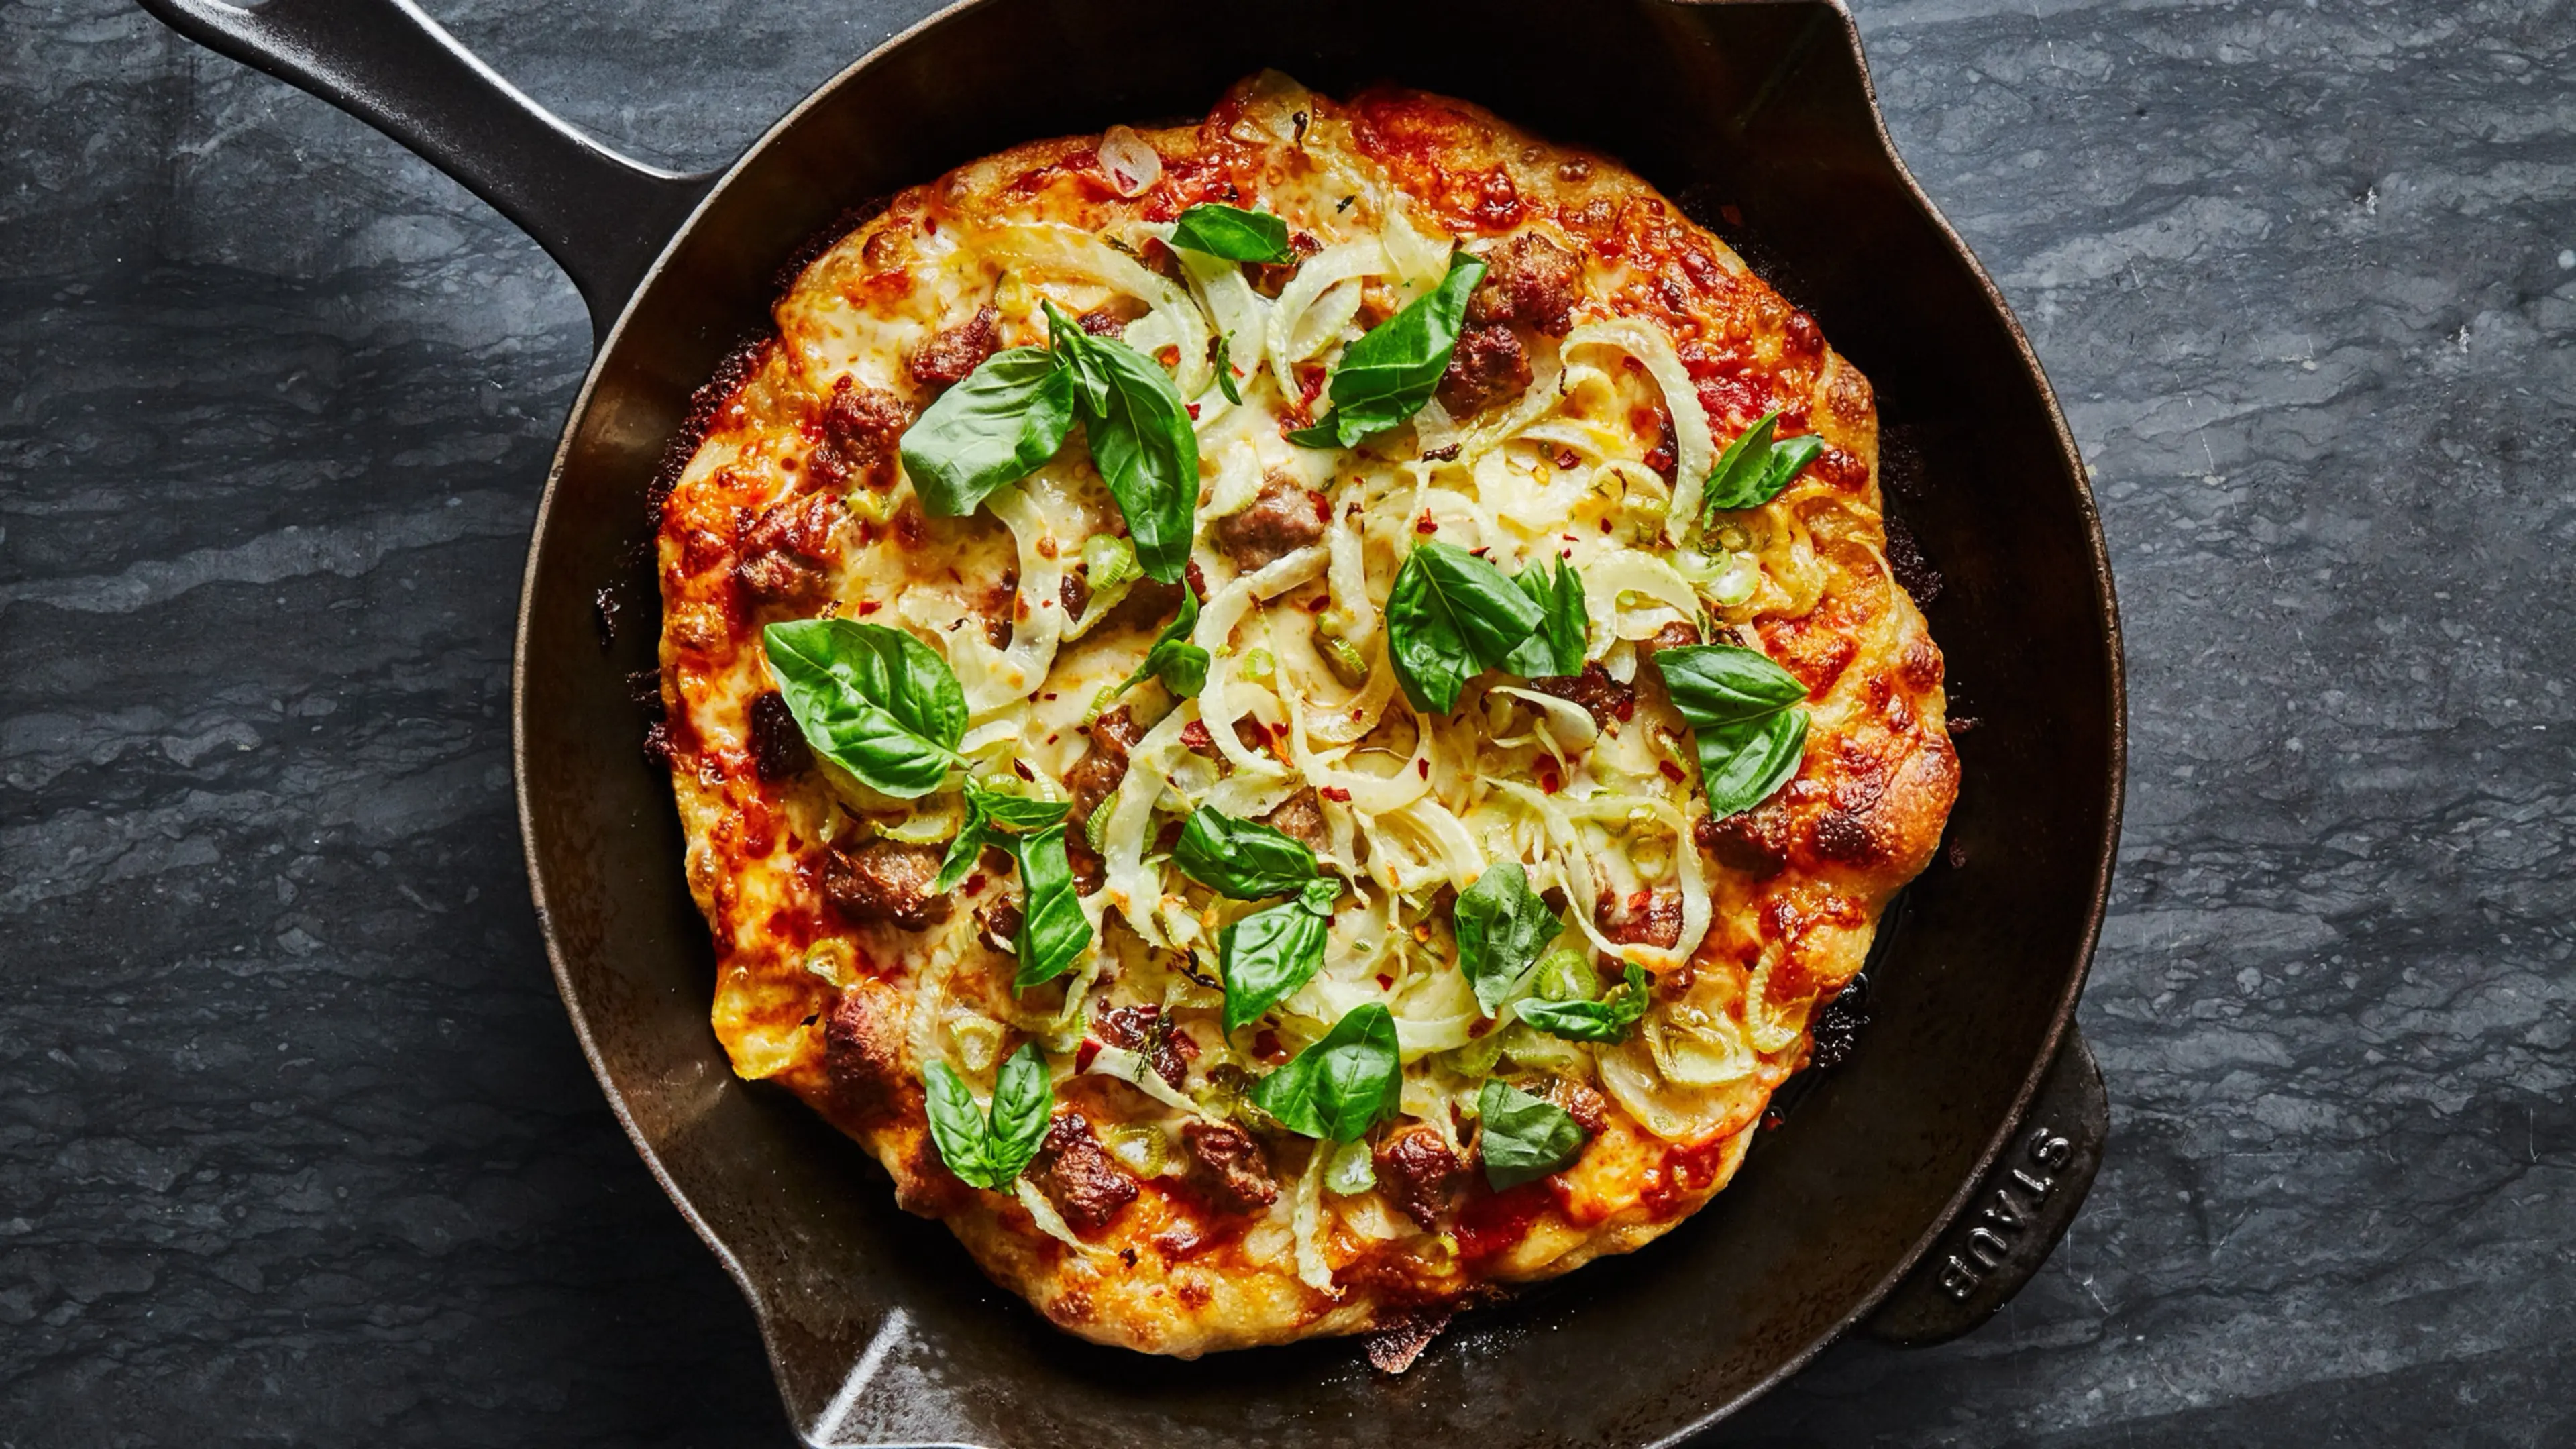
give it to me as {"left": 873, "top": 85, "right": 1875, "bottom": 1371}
{"left": 1862, "top": 1026, "right": 2108, "bottom": 1346}
{"left": 135, "top": 0, "right": 714, "bottom": 343}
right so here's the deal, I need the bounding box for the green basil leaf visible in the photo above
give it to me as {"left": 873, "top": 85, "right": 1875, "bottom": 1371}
{"left": 900, "top": 347, "right": 1077, "bottom": 517}
{"left": 1476, "top": 1079, "right": 1588, "bottom": 1189}
{"left": 1113, "top": 587, "right": 1208, "bottom": 700}
{"left": 1657, "top": 642, "right": 1809, "bottom": 818}
{"left": 1293, "top": 253, "right": 1485, "bottom": 449}
{"left": 1454, "top": 863, "right": 1562, "bottom": 1016}
{"left": 972, "top": 782, "right": 1073, "bottom": 833}
{"left": 1172, "top": 806, "right": 1318, "bottom": 898}
{"left": 763, "top": 620, "right": 965, "bottom": 799}
{"left": 922, "top": 1061, "right": 999, "bottom": 1187}
{"left": 1656, "top": 643, "right": 1811, "bottom": 729}
{"left": 1297, "top": 876, "right": 1342, "bottom": 917}
{"left": 1701, "top": 409, "right": 1825, "bottom": 516}
{"left": 1385, "top": 541, "right": 1546, "bottom": 712}
{"left": 1218, "top": 898, "right": 1330, "bottom": 1033}
{"left": 1499, "top": 558, "right": 1587, "bottom": 678}
{"left": 1045, "top": 303, "right": 1197, "bottom": 584}
{"left": 1170, "top": 203, "right": 1294, "bottom": 264}
{"left": 983, "top": 1042, "right": 1055, "bottom": 1183}
{"left": 1251, "top": 1004, "right": 1403, "bottom": 1142}
{"left": 1693, "top": 705, "right": 1809, "bottom": 818}
{"left": 1517, "top": 963, "right": 1652, "bottom": 1044}
{"left": 1010, "top": 822, "right": 1093, "bottom": 991}
{"left": 931, "top": 796, "right": 990, "bottom": 894}
{"left": 1212, "top": 333, "right": 1245, "bottom": 405}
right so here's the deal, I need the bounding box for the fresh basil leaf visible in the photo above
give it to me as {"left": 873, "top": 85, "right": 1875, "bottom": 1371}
{"left": 1656, "top": 643, "right": 1811, "bottom": 728}
{"left": 932, "top": 797, "right": 990, "bottom": 894}
{"left": 1517, "top": 963, "right": 1652, "bottom": 1044}
{"left": 1289, "top": 253, "right": 1485, "bottom": 449}
{"left": 1212, "top": 334, "right": 1245, "bottom": 406}
{"left": 973, "top": 782, "right": 1072, "bottom": 833}
{"left": 922, "top": 1061, "right": 998, "bottom": 1187}
{"left": 1693, "top": 705, "right": 1810, "bottom": 819}
{"left": 1010, "top": 822, "right": 1092, "bottom": 991}
{"left": 1499, "top": 558, "right": 1587, "bottom": 678}
{"left": 1476, "top": 1079, "right": 1587, "bottom": 1189}
{"left": 1297, "top": 876, "right": 1342, "bottom": 917}
{"left": 1385, "top": 541, "right": 1546, "bottom": 712}
{"left": 1112, "top": 586, "right": 1208, "bottom": 700}
{"left": 983, "top": 1042, "right": 1055, "bottom": 1183}
{"left": 1044, "top": 303, "right": 1197, "bottom": 584}
{"left": 1454, "top": 863, "right": 1562, "bottom": 1016}
{"left": 1657, "top": 642, "right": 1809, "bottom": 818}
{"left": 1172, "top": 806, "right": 1318, "bottom": 898}
{"left": 933, "top": 782, "right": 1074, "bottom": 894}
{"left": 1250, "top": 1004, "right": 1402, "bottom": 1142}
{"left": 1170, "top": 203, "right": 1294, "bottom": 264}
{"left": 900, "top": 347, "right": 1077, "bottom": 517}
{"left": 1218, "top": 898, "right": 1329, "bottom": 1033}
{"left": 763, "top": 620, "right": 965, "bottom": 799}
{"left": 922, "top": 1045, "right": 1057, "bottom": 1190}
{"left": 1701, "top": 409, "right": 1825, "bottom": 516}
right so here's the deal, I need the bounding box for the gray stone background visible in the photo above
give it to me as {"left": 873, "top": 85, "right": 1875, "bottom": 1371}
{"left": 3, "top": 0, "right": 2569, "bottom": 1442}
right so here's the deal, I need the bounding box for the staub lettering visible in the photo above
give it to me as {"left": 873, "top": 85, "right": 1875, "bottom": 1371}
{"left": 1936, "top": 1126, "right": 2075, "bottom": 1301}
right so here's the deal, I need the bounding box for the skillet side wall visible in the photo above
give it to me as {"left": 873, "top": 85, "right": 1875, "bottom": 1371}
{"left": 514, "top": 0, "right": 2116, "bottom": 1442}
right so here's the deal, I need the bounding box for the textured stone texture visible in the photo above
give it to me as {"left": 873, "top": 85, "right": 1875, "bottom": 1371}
{"left": 1, "top": 1, "right": 2569, "bottom": 1444}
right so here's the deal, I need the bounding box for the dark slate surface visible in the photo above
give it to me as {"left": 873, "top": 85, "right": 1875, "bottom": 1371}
{"left": 3, "top": 0, "right": 2569, "bottom": 1443}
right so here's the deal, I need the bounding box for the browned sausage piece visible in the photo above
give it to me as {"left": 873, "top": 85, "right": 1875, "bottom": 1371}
{"left": 733, "top": 491, "right": 845, "bottom": 605}
{"left": 1435, "top": 322, "right": 1530, "bottom": 417}
{"left": 1594, "top": 889, "right": 1683, "bottom": 949}
{"left": 1212, "top": 472, "right": 1328, "bottom": 573}
{"left": 823, "top": 837, "right": 951, "bottom": 931}
{"left": 1529, "top": 663, "right": 1635, "bottom": 729}
{"left": 1030, "top": 1112, "right": 1137, "bottom": 1232}
{"left": 1695, "top": 797, "right": 1792, "bottom": 877}
{"left": 1466, "top": 231, "right": 1584, "bottom": 337}
{"left": 1374, "top": 1126, "right": 1464, "bottom": 1230}
{"left": 1645, "top": 620, "right": 1702, "bottom": 656}
{"left": 824, "top": 979, "right": 910, "bottom": 1119}
{"left": 1096, "top": 1002, "right": 1190, "bottom": 1091}
{"left": 974, "top": 897, "right": 1023, "bottom": 952}
{"left": 747, "top": 690, "right": 810, "bottom": 780}
{"left": 908, "top": 304, "right": 998, "bottom": 386}
{"left": 1063, "top": 706, "right": 1143, "bottom": 830}
{"left": 819, "top": 376, "right": 916, "bottom": 490}
{"left": 1181, "top": 1120, "right": 1279, "bottom": 1213}
{"left": 1261, "top": 788, "right": 1329, "bottom": 852}
{"left": 1545, "top": 1077, "right": 1609, "bottom": 1134}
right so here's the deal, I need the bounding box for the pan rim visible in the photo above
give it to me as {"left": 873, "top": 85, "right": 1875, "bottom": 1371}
{"left": 508, "top": 0, "right": 2127, "bottom": 1440}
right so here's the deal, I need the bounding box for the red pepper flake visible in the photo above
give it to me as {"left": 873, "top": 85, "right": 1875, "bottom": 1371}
{"left": 1252, "top": 1030, "right": 1289, "bottom": 1063}
{"left": 1599, "top": 518, "right": 1613, "bottom": 533}
{"left": 963, "top": 872, "right": 987, "bottom": 895}
{"left": 1659, "top": 760, "right": 1686, "bottom": 784}
{"left": 1187, "top": 403, "right": 1201, "bottom": 421}
{"left": 1305, "top": 594, "right": 1331, "bottom": 613}
{"left": 1375, "top": 973, "right": 1395, "bottom": 990}
{"left": 1268, "top": 722, "right": 1289, "bottom": 743}
{"left": 1180, "top": 718, "right": 1214, "bottom": 752}
{"left": 1013, "top": 759, "right": 1035, "bottom": 782}
{"left": 1352, "top": 707, "right": 1368, "bottom": 723}
{"left": 1536, "top": 757, "right": 1563, "bottom": 794}
{"left": 1321, "top": 786, "right": 1352, "bottom": 804}
{"left": 1417, "top": 758, "right": 1430, "bottom": 779}
{"left": 1415, "top": 511, "right": 1439, "bottom": 535}
{"left": 1158, "top": 345, "right": 1181, "bottom": 367}
{"left": 1075, "top": 1039, "right": 1102, "bottom": 1073}
{"left": 857, "top": 600, "right": 881, "bottom": 616}
{"left": 1041, "top": 692, "right": 1058, "bottom": 701}
{"left": 1615, "top": 697, "right": 1638, "bottom": 723}
{"left": 1045, "top": 733, "right": 1059, "bottom": 745}
{"left": 1555, "top": 447, "right": 1581, "bottom": 470}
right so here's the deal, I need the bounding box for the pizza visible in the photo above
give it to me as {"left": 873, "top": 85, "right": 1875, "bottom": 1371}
{"left": 649, "top": 71, "right": 1957, "bottom": 1359}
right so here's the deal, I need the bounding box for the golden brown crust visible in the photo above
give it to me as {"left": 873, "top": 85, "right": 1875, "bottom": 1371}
{"left": 654, "top": 74, "right": 1953, "bottom": 1357}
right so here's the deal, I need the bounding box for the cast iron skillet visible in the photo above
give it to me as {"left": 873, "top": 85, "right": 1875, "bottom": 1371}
{"left": 138, "top": 0, "right": 2127, "bottom": 1442}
